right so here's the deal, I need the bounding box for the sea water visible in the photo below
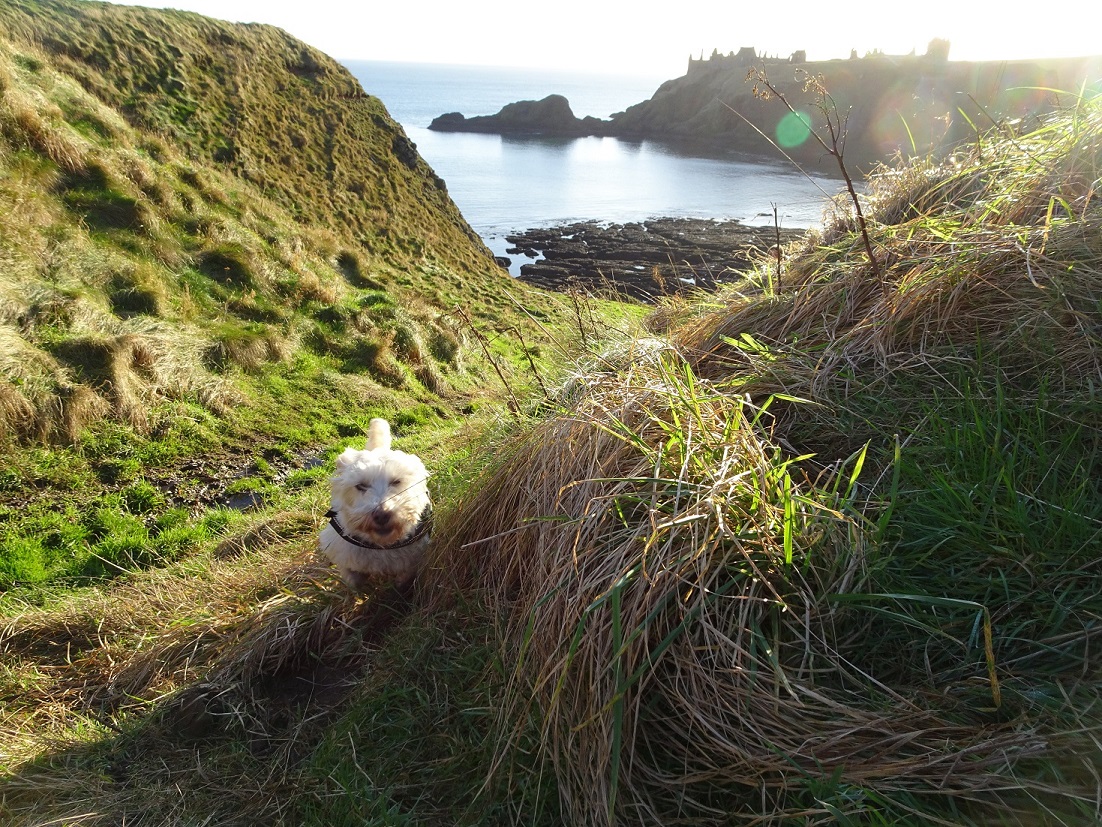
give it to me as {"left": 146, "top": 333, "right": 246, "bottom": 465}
{"left": 342, "top": 60, "right": 841, "bottom": 264}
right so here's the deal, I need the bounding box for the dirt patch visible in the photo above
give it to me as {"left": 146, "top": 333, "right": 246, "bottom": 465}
{"left": 160, "top": 588, "right": 413, "bottom": 747}
{"left": 149, "top": 446, "right": 327, "bottom": 514}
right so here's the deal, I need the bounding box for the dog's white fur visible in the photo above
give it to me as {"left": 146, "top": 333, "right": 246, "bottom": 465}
{"left": 318, "top": 418, "right": 431, "bottom": 591}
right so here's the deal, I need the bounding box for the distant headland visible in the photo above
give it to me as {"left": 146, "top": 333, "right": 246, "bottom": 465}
{"left": 430, "top": 41, "right": 1101, "bottom": 168}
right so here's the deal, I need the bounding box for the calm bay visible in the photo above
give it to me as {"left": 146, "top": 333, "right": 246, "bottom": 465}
{"left": 343, "top": 60, "right": 841, "bottom": 267}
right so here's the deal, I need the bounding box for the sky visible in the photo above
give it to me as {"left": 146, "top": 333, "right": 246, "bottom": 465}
{"left": 118, "top": 0, "right": 1101, "bottom": 79}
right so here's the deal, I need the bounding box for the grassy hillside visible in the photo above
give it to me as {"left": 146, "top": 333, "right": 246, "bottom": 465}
{"left": 1, "top": 2, "right": 1100, "bottom": 825}
{"left": 0, "top": 0, "right": 593, "bottom": 584}
{"left": 0, "top": 0, "right": 490, "bottom": 270}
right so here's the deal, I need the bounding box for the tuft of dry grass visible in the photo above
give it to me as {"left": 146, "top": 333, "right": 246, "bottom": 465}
{"left": 49, "top": 325, "right": 240, "bottom": 434}
{"left": 431, "top": 350, "right": 1060, "bottom": 824}
{"left": 0, "top": 85, "right": 90, "bottom": 173}
{"left": 675, "top": 102, "right": 1102, "bottom": 406}
{"left": 0, "top": 383, "right": 35, "bottom": 445}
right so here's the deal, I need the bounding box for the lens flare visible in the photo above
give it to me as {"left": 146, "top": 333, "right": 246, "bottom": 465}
{"left": 776, "top": 110, "right": 813, "bottom": 149}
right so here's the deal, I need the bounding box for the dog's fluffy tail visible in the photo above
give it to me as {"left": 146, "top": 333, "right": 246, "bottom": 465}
{"left": 366, "top": 418, "right": 392, "bottom": 452}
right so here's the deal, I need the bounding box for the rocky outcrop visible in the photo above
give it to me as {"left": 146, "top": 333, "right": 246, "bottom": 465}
{"left": 430, "top": 53, "right": 1102, "bottom": 169}
{"left": 430, "top": 94, "right": 608, "bottom": 137}
{"left": 504, "top": 218, "right": 804, "bottom": 301}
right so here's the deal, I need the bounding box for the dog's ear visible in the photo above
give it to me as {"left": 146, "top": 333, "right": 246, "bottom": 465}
{"left": 334, "top": 446, "right": 360, "bottom": 472}
{"left": 366, "top": 418, "right": 392, "bottom": 452}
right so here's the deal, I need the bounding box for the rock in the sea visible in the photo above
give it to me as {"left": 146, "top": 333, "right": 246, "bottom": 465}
{"left": 429, "top": 94, "right": 602, "bottom": 137}
{"left": 429, "top": 112, "right": 467, "bottom": 130}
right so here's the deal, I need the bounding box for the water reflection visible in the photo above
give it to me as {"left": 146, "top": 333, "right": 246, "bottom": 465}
{"left": 408, "top": 126, "right": 842, "bottom": 247}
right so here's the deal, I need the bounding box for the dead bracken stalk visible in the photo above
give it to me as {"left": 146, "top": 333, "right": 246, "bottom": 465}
{"left": 750, "top": 67, "right": 884, "bottom": 292}
{"left": 771, "top": 201, "right": 783, "bottom": 289}
{"left": 566, "top": 281, "right": 592, "bottom": 349}
{"left": 452, "top": 304, "right": 521, "bottom": 414}
{"left": 504, "top": 324, "right": 548, "bottom": 399}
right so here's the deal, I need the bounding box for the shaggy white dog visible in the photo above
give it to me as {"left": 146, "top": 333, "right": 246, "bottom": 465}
{"left": 319, "top": 418, "right": 432, "bottom": 591}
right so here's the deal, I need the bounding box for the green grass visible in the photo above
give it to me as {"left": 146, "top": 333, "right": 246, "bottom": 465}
{"left": 294, "top": 613, "right": 560, "bottom": 827}
{"left": 840, "top": 369, "right": 1102, "bottom": 719}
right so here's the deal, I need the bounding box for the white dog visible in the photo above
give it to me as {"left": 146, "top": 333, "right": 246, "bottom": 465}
{"left": 319, "top": 418, "right": 432, "bottom": 591}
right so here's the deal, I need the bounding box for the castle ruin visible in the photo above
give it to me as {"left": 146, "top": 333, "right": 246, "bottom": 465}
{"left": 686, "top": 39, "right": 950, "bottom": 77}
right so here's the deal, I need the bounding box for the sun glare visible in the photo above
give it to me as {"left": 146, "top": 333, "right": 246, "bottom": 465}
{"left": 117, "top": 0, "right": 1100, "bottom": 77}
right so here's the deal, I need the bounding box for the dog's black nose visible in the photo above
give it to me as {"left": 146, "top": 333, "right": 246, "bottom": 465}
{"left": 372, "top": 509, "right": 392, "bottom": 528}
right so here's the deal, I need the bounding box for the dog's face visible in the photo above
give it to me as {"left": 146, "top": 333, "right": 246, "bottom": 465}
{"left": 329, "top": 443, "right": 431, "bottom": 547}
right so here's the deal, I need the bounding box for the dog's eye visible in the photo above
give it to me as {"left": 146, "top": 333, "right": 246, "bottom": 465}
{"left": 355, "top": 483, "right": 370, "bottom": 493}
{"left": 389, "top": 478, "right": 402, "bottom": 488}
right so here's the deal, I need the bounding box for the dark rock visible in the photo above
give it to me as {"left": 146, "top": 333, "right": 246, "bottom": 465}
{"left": 224, "top": 491, "right": 265, "bottom": 511}
{"left": 430, "top": 94, "right": 603, "bottom": 137}
{"left": 429, "top": 112, "right": 466, "bottom": 130}
{"left": 509, "top": 218, "right": 805, "bottom": 302}
{"left": 391, "top": 133, "right": 418, "bottom": 170}
{"left": 505, "top": 245, "right": 540, "bottom": 258}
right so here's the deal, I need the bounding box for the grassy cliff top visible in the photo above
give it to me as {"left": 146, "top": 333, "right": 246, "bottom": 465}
{"left": 611, "top": 49, "right": 1102, "bottom": 168}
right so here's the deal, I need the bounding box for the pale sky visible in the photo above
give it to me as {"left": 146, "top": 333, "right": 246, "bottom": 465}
{"left": 117, "top": 0, "right": 1101, "bottom": 78}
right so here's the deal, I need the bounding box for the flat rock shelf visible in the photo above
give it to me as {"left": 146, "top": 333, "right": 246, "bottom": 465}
{"left": 503, "top": 218, "right": 806, "bottom": 302}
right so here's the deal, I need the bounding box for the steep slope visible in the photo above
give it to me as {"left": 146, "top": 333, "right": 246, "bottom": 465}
{"left": 0, "top": 0, "right": 491, "bottom": 273}
{"left": 0, "top": 0, "right": 551, "bottom": 446}
{"left": 0, "top": 0, "right": 573, "bottom": 584}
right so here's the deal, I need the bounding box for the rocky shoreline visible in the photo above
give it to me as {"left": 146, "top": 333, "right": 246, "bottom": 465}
{"left": 499, "top": 218, "right": 805, "bottom": 301}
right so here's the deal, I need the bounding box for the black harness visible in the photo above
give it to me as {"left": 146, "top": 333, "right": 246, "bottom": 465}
{"left": 324, "top": 504, "right": 433, "bottom": 551}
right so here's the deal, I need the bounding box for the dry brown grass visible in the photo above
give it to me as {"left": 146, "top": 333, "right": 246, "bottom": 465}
{"left": 0, "top": 324, "right": 120, "bottom": 443}
{"left": 2, "top": 532, "right": 311, "bottom": 712}
{"left": 0, "top": 86, "right": 90, "bottom": 172}
{"left": 674, "top": 106, "right": 1102, "bottom": 405}
{"left": 2, "top": 264, "right": 241, "bottom": 439}
{"left": 0, "top": 383, "right": 35, "bottom": 444}
{"left": 426, "top": 347, "right": 1060, "bottom": 824}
